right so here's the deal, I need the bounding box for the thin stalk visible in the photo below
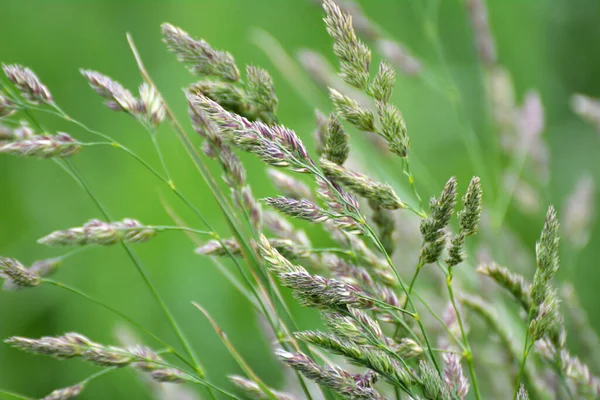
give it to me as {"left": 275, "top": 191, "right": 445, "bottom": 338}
{"left": 409, "top": 0, "right": 496, "bottom": 200}
{"left": 61, "top": 158, "right": 209, "bottom": 379}
{"left": 309, "top": 248, "right": 354, "bottom": 256}
{"left": 513, "top": 337, "right": 533, "bottom": 400}
{"left": 193, "top": 302, "right": 281, "bottom": 400}
{"left": 162, "top": 198, "right": 316, "bottom": 400}
{"left": 160, "top": 195, "right": 266, "bottom": 312}
{"left": 554, "top": 365, "right": 576, "bottom": 400}
{"left": 41, "top": 278, "right": 195, "bottom": 367}
{"left": 402, "top": 258, "right": 424, "bottom": 310}
{"left": 492, "top": 137, "right": 536, "bottom": 232}
{"left": 147, "top": 124, "right": 174, "bottom": 186}
{"left": 126, "top": 34, "right": 321, "bottom": 399}
{"left": 350, "top": 311, "right": 422, "bottom": 389}
{"left": 44, "top": 103, "right": 285, "bottom": 338}
{"left": 446, "top": 269, "right": 482, "bottom": 400}
{"left": 413, "top": 291, "right": 467, "bottom": 353}
{"left": 402, "top": 158, "right": 426, "bottom": 217}
{"left": 150, "top": 225, "right": 213, "bottom": 236}
{"left": 21, "top": 108, "right": 207, "bottom": 380}
{"left": 306, "top": 163, "right": 442, "bottom": 374}
{"left": 0, "top": 390, "right": 31, "bottom": 400}
{"left": 366, "top": 297, "right": 416, "bottom": 318}
{"left": 514, "top": 302, "right": 536, "bottom": 400}
{"left": 49, "top": 102, "right": 289, "bottom": 360}
{"left": 370, "top": 225, "right": 442, "bottom": 375}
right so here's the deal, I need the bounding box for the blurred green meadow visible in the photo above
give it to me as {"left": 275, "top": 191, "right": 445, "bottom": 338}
{"left": 1, "top": 0, "right": 599, "bottom": 398}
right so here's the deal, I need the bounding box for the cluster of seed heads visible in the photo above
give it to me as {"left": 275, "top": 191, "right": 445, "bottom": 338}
{"left": 38, "top": 219, "right": 156, "bottom": 247}
{"left": 0, "top": 1, "right": 598, "bottom": 399}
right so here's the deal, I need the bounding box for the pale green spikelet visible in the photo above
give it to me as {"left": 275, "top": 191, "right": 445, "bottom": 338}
{"left": 330, "top": 88, "right": 375, "bottom": 132}
{"left": 189, "top": 80, "right": 248, "bottom": 116}
{"left": 446, "top": 176, "right": 482, "bottom": 266}
{"left": 313, "top": 109, "right": 329, "bottom": 155}
{"left": 419, "top": 360, "right": 452, "bottom": 400}
{"left": 392, "top": 338, "right": 423, "bottom": 359}
{"left": 531, "top": 206, "right": 560, "bottom": 307}
{"left": 431, "top": 177, "right": 458, "bottom": 229}
{"left": 320, "top": 158, "right": 405, "bottom": 209}
{"left": 376, "top": 102, "right": 409, "bottom": 157}
{"left": 322, "top": 0, "right": 371, "bottom": 90}
{"left": 458, "top": 177, "right": 483, "bottom": 236}
{"left": 323, "top": 113, "right": 350, "bottom": 165}
{"left": 369, "top": 61, "right": 395, "bottom": 103}
{"left": 446, "top": 233, "right": 466, "bottom": 267}
{"left": 246, "top": 65, "right": 278, "bottom": 122}
{"left": 137, "top": 83, "right": 166, "bottom": 127}
{"left": 419, "top": 177, "right": 457, "bottom": 264}
{"left": 477, "top": 263, "right": 532, "bottom": 311}
{"left": 529, "top": 287, "right": 562, "bottom": 342}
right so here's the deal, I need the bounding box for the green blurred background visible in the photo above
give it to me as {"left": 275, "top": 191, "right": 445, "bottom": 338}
{"left": 1, "top": 0, "right": 599, "bottom": 398}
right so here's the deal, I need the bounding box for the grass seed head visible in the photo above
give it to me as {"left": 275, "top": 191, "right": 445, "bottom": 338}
{"left": 3, "top": 64, "right": 53, "bottom": 104}
{"left": 0, "top": 91, "right": 16, "bottom": 118}
{"left": 516, "top": 385, "right": 529, "bottom": 400}
{"left": 0, "top": 257, "right": 41, "bottom": 289}
{"left": 477, "top": 263, "right": 531, "bottom": 311}
{"left": 442, "top": 353, "right": 469, "bottom": 399}
{"left": 39, "top": 219, "right": 156, "bottom": 247}
{"left": 138, "top": 83, "right": 166, "bottom": 127}
{"left": 150, "top": 368, "right": 188, "bottom": 384}
{"left": 458, "top": 177, "right": 483, "bottom": 236}
{"left": 80, "top": 69, "right": 138, "bottom": 113}
{"left": 369, "top": 61, "right": 395, "bottom": 103}
{"left": 264, "top": 197, "right": 328, "bottom": 223}
{"left": 246, "top": 65, "right": 278, "bottom": 120}
{"left": 0, "top": 132, "right": 81, "bottom": 158}
{"left": 329, "top": 88, "right": 375, "bottom": 132}
{"left": 322, "top": 0, "right": 371, "bottom": 90}
{"left": 320, "top": 158, "right": 405, "bottom": 210}
{"left": 41, "top": 384, "right": 85, "bottom": 400}
{"left": 323, "top": 113, "right": 350, "bottom": 165}
{"left": 162, "top": 23, "right": 240, "bottom": 81}
{"left": 466, "top": 0, "right": 497, "bottom": 66}
{"left": 376, "top": 102, "right": 409, "bottom": 157}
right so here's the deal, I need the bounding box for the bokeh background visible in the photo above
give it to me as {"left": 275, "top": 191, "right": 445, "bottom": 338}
{"left": 1, "top": 0, "right": 599, "bottom": 398}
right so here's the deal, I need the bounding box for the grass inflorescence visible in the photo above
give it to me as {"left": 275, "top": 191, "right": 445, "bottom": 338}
{"left": 0, "top": 1, "right": 598, "bottom": 399}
